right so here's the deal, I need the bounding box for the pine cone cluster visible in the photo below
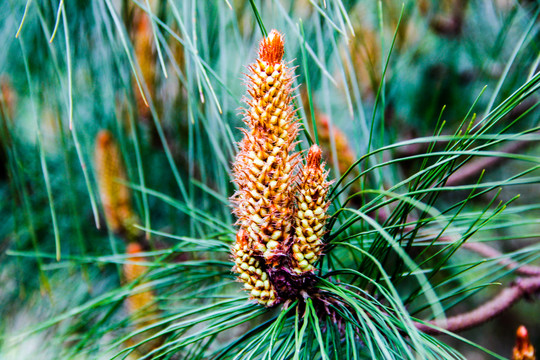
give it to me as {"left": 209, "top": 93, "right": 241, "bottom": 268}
{"left": 231, "top": 30, "right": 331, "bottom": 306}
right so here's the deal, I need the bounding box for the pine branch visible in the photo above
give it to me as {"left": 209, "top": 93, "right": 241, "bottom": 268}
{"left": 394, "top": 133, "right": 538, "bottom": 186}
{"left": 376, "top": 208, "right": 540, "bottom": 277}
{"left": 445, "top": 136, "right": 538, "bottom": 186}
{"left": 373, "top": 206, "right": 540, "bottom": 334}
{"left": 416, "top": 276, "right": 540, "bottom": 334}
{"left": 459, "top": 241, "right": 540, "bottom": 277}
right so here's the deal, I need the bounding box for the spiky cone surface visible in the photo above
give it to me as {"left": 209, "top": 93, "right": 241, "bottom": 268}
{"left": 123, "top": 242, "right": 163, "bottom": 356}
{"left": 513, "top": 325, "right": 536, "bottom": 360}
{"left": 232, "top": 29, "right": 299, "bottom": 266}
{"left": 95, "top": 130, "right": 141, "bottom": 239}
{"left": 291, "top": 145, "right": 331, "bottom": 274}
{"left": 232, "top": 230, "right": 278, "bottom": 306}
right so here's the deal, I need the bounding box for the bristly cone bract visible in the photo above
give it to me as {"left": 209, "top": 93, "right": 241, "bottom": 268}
{"left": 231, "top": 30, "right": 331, "bottom": 307}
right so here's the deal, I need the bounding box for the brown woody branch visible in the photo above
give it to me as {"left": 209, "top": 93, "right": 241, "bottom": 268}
{"left": 460, "top": 241, "right": 540, "bottom": 277}
{"left": 376, "top": 208, "right": 540, "bottom": 277}
{"left": 415, "top": 276, "right": 540, "bottom": 334}
{"left": 367, "top": 125, "right": 540, "bottom": 334}
{"left": 373, "top": 208, "right": 540, "bottom": 334}
{"left": 394, "top": 135, "right": 538, "bottom": 186}
{"left": 445, "top": 137, "right": 538, "bottom": 186}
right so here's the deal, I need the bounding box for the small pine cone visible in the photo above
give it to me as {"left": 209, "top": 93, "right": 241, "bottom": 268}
{"left": 291, "top": 145, "right": 331, "bottom": 274}
{"left": 123, "top": 242, "right": 163, "bottom": 356}
{"left": 123, "top": 243, "right": 158, "bottom": 320}
{"left": 95, "top": 130, "right": 141, "bottom": 239}
{"left": 513, "top": 325, "right": 536, "bottom": 360}
{"left": 317, "top": 114, "right": 356, "bottom": 177}
{"left": 301, "top": 90, "right": 356, "bottom": 180}
{"left": 132, "top": 12, "right": 155, "bottom": 120}
{"left": 232, "top": 230, "right": 278, "bottom": 306}
{"left": 232, "top": 30, "right": 299, "bottom": 265}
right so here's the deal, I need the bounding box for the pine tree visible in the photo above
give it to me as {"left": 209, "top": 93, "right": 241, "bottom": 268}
{"left": 1, "top": 1, "right": 539, "bottom": 359}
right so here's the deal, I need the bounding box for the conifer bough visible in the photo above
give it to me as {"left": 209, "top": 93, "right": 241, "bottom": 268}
{"left": 231, "top": 30, "right": 331, "bottom": 306}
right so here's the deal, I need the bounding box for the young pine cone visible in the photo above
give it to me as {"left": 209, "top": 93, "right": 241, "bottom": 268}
{"left": 95, "top": 130, "right": 141, "bottom": 240}
{"left": 131, "top": 12, "right": 155, "bottom": 120}
{"left": 123, "top": 242, "right": 163, "bottom": 356}
{"left": 123, "top": 242, "right": 158, "bottom": 320}
{"left": 291, "top": 145, "right": 331, "bottom": 274}
{"left": 232, "top": 230, "right": 278, "bottom": 306}
{"left": 513, "top": 325, "right": 536, "bottom": 360}
{"left": 232, "top": 30, "right": 299, "bottom": 266}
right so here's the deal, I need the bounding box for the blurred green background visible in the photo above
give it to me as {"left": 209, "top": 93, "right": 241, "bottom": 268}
{"left": 1, "top": 0, "right": 539, "bottom": 358}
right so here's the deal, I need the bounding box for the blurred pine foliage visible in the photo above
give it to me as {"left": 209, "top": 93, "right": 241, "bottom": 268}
{"left": 0, "top": 0, "right": 539, "bottom": 359}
